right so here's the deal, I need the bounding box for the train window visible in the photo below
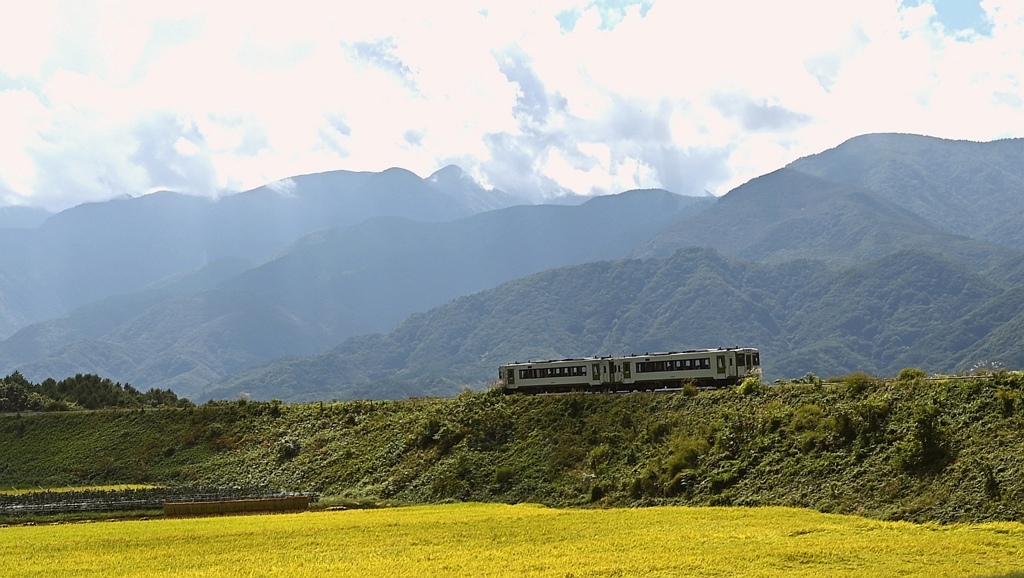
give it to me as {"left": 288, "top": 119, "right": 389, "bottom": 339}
{"left": 753, "top": 352, "right": 760, "bottom": 365}
{"left": 737, "top": 355, "right": 744, "bottom": 366}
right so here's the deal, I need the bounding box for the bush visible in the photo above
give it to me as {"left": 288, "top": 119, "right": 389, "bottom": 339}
{"left": 738, "top": 375, "right": 762, "bottom": 395}
{"left": 493, "top": 466, "right": 514, "bottom": 487}
{"left": 897, "top": 367, "right": 927, "bottom": 382}
{"left": 894, "top": 404, "right": 951, "bottom": 473}
{"left": 839, "top": 372, "right": 875, "bottom": 395}
{"left": 666, "top": 436, "right": 709, "bottom": 478}
{"left": 994, "top": 390, "right": 1018, "bottom": 417}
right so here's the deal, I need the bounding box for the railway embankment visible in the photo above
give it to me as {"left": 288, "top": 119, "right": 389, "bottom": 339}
{"left": 2, "top": 371, "right": 1023, "bottom": 523}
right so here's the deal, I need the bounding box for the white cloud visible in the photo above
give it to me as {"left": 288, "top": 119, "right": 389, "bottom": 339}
{"left": 0, "top": 0, "right": 1020, "bottom": 210}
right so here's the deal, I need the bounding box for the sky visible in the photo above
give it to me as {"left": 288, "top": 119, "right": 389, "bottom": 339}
{"left": 0, "top": 0, "right": 1021, "bottom": 211}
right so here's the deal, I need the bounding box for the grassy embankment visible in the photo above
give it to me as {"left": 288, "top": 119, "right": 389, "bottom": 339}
{"left": 2, "top": 503, "right": 1023, "bottom": 577}
{"left": 2, "top": 372, "right": 1023, "bottom": 523}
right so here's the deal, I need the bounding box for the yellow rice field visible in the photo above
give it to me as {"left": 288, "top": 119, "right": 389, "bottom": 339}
{"left": 2, "top": 503, "right": 1023, "bottom": 577}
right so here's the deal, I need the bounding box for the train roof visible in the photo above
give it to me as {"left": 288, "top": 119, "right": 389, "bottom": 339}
{"left": 499, "top": 347, "right": 758, "bottom": 366}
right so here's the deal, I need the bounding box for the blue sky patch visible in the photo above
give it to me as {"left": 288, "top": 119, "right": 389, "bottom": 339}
{"left": 558, "top": 0, "right": 653, "bottom": 32}
{"left": 905, "top": 0, "right": 992, "bottom": 36}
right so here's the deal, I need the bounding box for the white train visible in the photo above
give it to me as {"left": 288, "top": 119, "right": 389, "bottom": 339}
{"left": 498, "top": 347, "right": 760, "bottom": 394}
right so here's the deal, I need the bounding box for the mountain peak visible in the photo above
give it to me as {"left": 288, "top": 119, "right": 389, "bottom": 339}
{"left": 428, "top": 164, "right": 469, "bottom": 183}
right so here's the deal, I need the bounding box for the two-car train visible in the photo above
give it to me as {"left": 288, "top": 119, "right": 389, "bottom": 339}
{"left": 498, "top": 347, "right": 760, "bottom": 394}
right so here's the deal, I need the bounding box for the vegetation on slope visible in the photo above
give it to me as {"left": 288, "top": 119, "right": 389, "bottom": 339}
{"left": 2, "top": 372, "right": 1023, "bottom": 523}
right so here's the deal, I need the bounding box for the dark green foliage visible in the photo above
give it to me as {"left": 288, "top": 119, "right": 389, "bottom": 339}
{"left": 897, "top": 367, "right": 927, "bottom": 382}
{"left": 0, "top": 372, "right": 192, "bottom": 412}
{"left": 994, "top": 389, "right": 1018, "bottom": 417}
{"left": 893, "top": 403, "right": 952, "bottom": 474}
{"left": 4, "top": 375, "right": 1024, "bottom": 523}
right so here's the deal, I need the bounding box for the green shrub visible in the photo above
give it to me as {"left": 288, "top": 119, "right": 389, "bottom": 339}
{"left": 493, "top": 466, "right": 514, "bottom": 487}
{"left": 738, "top": 375, "right": 762, "bottom": 395}
{"left": 790, "top": 404, "right": 824, "bottom": 432}
{"left": 839, "top": 372, "right": 875, "bottom": 395}
{"left": 994, "top": 390, "right": 1018, "bottom": 417}
{"left": 894, "top": 404, "right": 951, "bottom": 473}
{"left": 897, "top": 367, "right": 927, "bottom": 382}
{"left": 666, "top": 436, "right": 709, "bottom": 478}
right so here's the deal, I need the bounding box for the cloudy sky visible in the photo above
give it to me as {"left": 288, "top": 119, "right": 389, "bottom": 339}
{"left": 0, "top": 0, "right": 1021, "bottom": 210}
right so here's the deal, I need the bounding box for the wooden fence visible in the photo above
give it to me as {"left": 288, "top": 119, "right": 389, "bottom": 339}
{"left": 163, "top": 495, "right": 309, "bottom": 517}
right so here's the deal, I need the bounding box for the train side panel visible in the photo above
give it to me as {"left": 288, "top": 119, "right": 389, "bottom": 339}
{"left": 500, "top": 348, "right": 760, "bottom": 394}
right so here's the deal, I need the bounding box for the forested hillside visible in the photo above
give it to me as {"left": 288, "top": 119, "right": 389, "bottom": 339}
{"left": 205, "top": 247, "right": 1022, "bottom": 402}
{"left": 4, "top": 373, "right": 1024, "bottom": 524}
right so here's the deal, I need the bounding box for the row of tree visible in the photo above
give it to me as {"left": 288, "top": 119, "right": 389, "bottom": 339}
{"left": 0, "top": 372, "right": 192, "bottom": 412}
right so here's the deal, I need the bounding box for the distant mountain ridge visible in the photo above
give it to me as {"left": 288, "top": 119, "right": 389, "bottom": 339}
{"left": 0, "top": 165, "right": 527, "bottom": 338}
{"left": 197, "top": 134, "right": 1024, "bottom": 400}
{"left": 4, "top": 133, "right": 1024, "bottom": 401}
{"left": 201, "top": 246, "right": 1021, "bottom": 402}
{"left": 787, "top": 133, "right": 1024, "bottom": 245}
{"left": 0, "top": 206, "right": 52, "bottom": 229}
{"left": 4, "top": 189, "right": 711, "bottom": 397}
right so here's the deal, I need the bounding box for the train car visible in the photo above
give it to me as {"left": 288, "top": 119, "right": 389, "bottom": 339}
{"left": 499, "top": 347, "right": 760, "bottom": 394}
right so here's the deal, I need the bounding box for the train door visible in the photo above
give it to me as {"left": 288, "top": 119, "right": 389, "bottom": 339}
{"left": 591, "top": 362, "right": 602, "bottom": 387}
{"left": 716, "top": 354, "right": 726, "bottom": 377}
{"left": 735, "top": 352, "right": 746, "bottom": 377}
{"left": 609, "top": 360, "right": 623, "bottom": 385}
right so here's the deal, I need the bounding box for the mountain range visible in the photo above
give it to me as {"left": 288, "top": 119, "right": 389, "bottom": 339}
{"left": 2, "top": 133, "right": 1023, "bottom": 400}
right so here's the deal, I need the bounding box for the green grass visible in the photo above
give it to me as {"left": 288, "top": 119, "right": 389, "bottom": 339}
{"left": 3, "top": 375, "right": 1024, "bottom": 523}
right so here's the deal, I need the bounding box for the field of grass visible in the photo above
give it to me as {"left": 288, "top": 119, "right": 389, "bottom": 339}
{"left": 2, "top": 503, "right": 1023, "bottom": 577}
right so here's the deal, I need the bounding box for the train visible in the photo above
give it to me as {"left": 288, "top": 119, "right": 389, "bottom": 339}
{"left": 498, "top": 347, "right": 760, "bottom": 394}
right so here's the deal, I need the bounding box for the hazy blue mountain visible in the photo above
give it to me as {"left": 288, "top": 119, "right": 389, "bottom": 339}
{"left": 220, "top": 188, "right": 711, "bottom": 342}
{"left": 200, "top": 247, "right": 1012, "bottom": 402}
{"left": 5, "top": 190, "right": 711, "bottom": 396}
{"left": 16, "top": 288, "right": 327, "bottom": 396}
{"left": 426, "top": 165, "right": 527, "bottom": 213}
{"left": 0, "top": 258, "right": 254, "bottom": 370}
{"left": 638, "top": 167, "right": 1018, "bottom": 270}
{"left": 0, "top": 166, "right": 523, "bottom": 338}
{"left": 786, "top": 133, "right": 1024, "bottom": 246}
{"left": 0, "top": 206, "right": 52, "bottom": 229}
